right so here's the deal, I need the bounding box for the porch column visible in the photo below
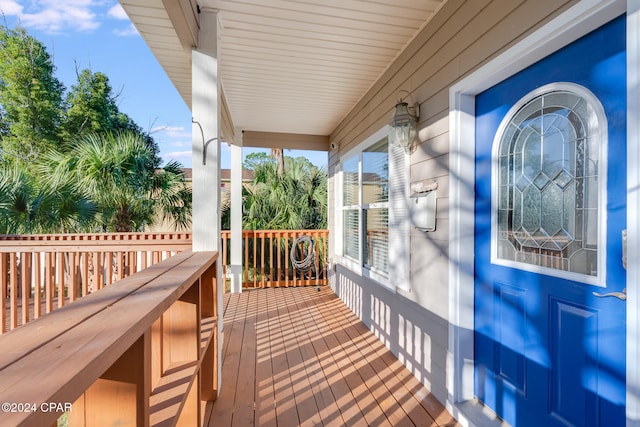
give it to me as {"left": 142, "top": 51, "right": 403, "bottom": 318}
{"left": 192, "top": 9, "right": 223, "bottom": 394}
{"left": 191, "top": 9, "right": 220, "bottom": 252}
{"left": 230, "top": 128, "right": 243, "bottom": 293}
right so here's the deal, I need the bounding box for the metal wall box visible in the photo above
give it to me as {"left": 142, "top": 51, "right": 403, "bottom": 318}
{"left": 410, "top": 189, "right": 437, "bottom": 232}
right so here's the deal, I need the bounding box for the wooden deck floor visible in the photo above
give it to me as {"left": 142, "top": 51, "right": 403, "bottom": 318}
{"left": 205, "top": 286, "right": 460, "bottom": 427}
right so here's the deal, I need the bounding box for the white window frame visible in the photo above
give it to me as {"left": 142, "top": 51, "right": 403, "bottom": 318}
{"left": 336, "top": 125, "right": 410, "bottom": 291}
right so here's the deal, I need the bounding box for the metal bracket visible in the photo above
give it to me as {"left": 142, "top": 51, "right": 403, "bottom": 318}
{"left": 192, "top": 118, "right": 218, "bottom": 165}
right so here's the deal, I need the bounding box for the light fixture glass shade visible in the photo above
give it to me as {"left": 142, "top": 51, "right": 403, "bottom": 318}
{"left": 390, "top": 102, "right": 417, "bottom": 153}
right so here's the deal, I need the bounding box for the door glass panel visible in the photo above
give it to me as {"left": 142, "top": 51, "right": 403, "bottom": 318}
{"left": 496, "top": 89, "right": 603, "bottom": 277}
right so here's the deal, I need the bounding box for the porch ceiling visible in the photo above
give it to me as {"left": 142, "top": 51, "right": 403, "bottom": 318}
{"left": 120, "top": 0, "right": 448, "bottom": 137}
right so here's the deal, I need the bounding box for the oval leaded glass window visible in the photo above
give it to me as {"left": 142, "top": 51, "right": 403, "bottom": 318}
{"left": 493, "top": 84, "right": 606, "bottom": 280}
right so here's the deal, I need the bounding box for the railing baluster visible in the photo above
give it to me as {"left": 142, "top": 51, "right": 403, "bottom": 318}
{"left": 69, "top": 252, "right": 77, "bottom": 302}
{"left": 104, "top": 252, "right": 113, "bottom": 285}
{"left": 10, "top": 253, "right": 18, "bottom": 329}
{"left": 117, "top": 251, "right": 124, "bottom": 281}
{"left": 21, "top": 252, "right": 30, "bottom": 325}
{"left": 57, "top": 252, "right": 65, "bottom": 308}
{"left": 81, "top": 252, "right": 89, "bottom": 296}
{"left": 45, "top": 252, "right": 53, "bottom": 314}
{"left": 253, "top": 230, "right": 258, "bottom": 289}
{"left": 33, "top": 253, "right": 41, "bottom": 319}
{"left": 277, "top": 231, "right": 283, "bottom": 287}
{"left": 1, "top": 253, "right": 7, "bottom": 333}
{"left": 244, "top": 231, "right": 249, "bottom": 288}
{"left": 260, "top": 232, "right": 265, "bottom": 288}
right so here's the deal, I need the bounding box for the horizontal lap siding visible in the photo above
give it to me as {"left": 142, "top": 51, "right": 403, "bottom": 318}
{"left": 329, "top": 0, "right": 577, "bottom": 306}
{"left": 328, "top": 0, "right": 578, "bottom": 405}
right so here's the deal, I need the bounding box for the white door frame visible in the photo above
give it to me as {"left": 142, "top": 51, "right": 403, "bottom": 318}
{"left": 447, "top": 0, "right": 640, "bottom": 425}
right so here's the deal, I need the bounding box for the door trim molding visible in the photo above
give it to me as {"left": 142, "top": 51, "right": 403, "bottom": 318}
{"left": 447, "top": 0, "right": 637, "bottom": 425}
{"left": 626, "top": 1, "right": 640, "bottom": 424}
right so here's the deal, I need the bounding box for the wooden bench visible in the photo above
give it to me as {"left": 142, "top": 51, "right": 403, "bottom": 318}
{"left": 0, "top": 250, "right": 219, "bottom": 427}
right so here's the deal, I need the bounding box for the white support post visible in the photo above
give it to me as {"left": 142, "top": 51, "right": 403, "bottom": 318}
{"left": 191, "top": 10, "right": 220, "bottom": 252}
{"left": 191, "top": 9, "right": 223, "bottom": 393}
{"left": 230, "top": 127, "right": 243, "bottom": 293}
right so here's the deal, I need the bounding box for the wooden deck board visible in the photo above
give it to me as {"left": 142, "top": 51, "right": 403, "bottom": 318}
{"left": 206, "top": 287, "right": 460, "bottom": 427}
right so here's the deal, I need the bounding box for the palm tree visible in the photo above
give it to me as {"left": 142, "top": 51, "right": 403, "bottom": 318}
{"left": 40, "top": 131, "right": 191, "bottom": 232}
{"left": 241, "top": 156, "right": 327, "bottom": 230}
{"left": 236, "top": 155, "right": 327, "bottom": 280}
{"left": 0, "top": 164, "right": 96, "bottom": 233}
{"left": 270, "top": 148, "right": 285, "bottom": 176}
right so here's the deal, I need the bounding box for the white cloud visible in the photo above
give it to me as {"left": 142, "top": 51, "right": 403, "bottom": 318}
{"left": 107, "top": 3, "right": 127, "bottom": 20}
{"left": 162, "top": 150, "right": 192, "bottom": 166}
{"left": 164, "top": 150, "right": 192, "bottom": 158}
{"left": 167, "top": 140, "right": 189, "bottom": 148}
{"left": 0, "top": 0, "right": 23, "bottom": 15}
{"left": 1, "top": 0, "right": 101, "bottom": 33}
{"left": 113, "top": 23, "right": 138, "bottom": 37}
{"left": 152, "top": 125, "right": 190, "bottom": 139}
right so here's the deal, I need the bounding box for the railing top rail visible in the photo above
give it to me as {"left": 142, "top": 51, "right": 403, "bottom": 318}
{"left": 220, "top": 229, "right": 329, "bottom": 235}
{"left": 0, "top": 232, "right": 193, "bottom": 252}
{"left": 0, "top": 250, "right": 218, "bottom": 426}
{"left": 0, "top": 232, "right": 192, "bottom": 241}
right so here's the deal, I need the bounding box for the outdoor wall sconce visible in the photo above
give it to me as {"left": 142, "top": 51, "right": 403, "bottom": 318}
{"left": 390, "top": 92, "right": 419, "bottom": 154}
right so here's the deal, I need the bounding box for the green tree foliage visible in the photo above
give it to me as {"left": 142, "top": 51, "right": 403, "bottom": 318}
{"left": 0, "top": 163, "right": 96, "bottom": 233}
{"left": 239, "top": 155, "right": 327, "bottom": 230}
{"left": 0, "top": 25, "right": 64, "bottom": 163}
{"left": 242, "top": 151, "right": 271, "bottom": 170}
{"left": 40, "top": 132, "right": 191, "bottom": 232}
{"left": 61, "top": 69, "right": 161, "bottom": 165}
{"left": 0, "top": 24, "right": 190, "bottom": 233}
{"left": 61, "top": 69, "right": 119, "bottom": 139}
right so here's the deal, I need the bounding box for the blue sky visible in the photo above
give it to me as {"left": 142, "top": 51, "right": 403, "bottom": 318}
{"left": 0, "top": 0, "right": 328, "bottom": 170}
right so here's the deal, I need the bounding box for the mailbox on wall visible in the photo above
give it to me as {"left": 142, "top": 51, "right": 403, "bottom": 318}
{"left": 410, "top": 180, "right": 437, "bottom": 232}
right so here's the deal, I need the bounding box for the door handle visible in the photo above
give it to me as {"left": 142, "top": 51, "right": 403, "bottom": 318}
{"left": 593, "top": 288, "right": 627, "bottom": 301}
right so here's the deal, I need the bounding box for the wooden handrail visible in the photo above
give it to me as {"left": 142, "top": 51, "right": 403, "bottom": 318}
{"left": 0, "top": 232, "right": 192, "bottom": 252}
{"left": 0, "top": 250, "right": 219, "bottom": 427}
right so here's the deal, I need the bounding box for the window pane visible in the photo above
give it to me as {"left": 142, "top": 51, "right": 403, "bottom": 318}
{"left": 343, "top": 156, "right": 359, "bottom": 206}
{"left": 343, "top": 209, "right": 359, "bottom": 260}
{"left": 496, "top": 90, "right": 601, "bottom": 277}
{"left": 362, "top": 138, "right": 388, "bottom": 204}
{"left": 364, "top": 208, "right": 388, "bottom": 273}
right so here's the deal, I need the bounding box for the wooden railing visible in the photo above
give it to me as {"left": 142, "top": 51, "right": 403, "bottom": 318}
{"left": 1, "top": 229, "right": 328, "bottom": 334}
{"left": 0, "top": 232, "right": 192, "bottom": 333}
{"left": 0, "top": 250, "right": 219, "bottom": 427}
{"left": 220, "top": 229, "right": 329, "bottom": 288}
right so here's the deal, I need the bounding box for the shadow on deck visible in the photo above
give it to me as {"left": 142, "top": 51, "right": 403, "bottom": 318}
{"left": 205, "top": 286, "right": 460, "bottom": 427}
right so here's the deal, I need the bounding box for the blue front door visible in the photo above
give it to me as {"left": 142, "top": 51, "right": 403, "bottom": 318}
{"left": 474, "top": 16, "right": 626, "bottom": 427}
